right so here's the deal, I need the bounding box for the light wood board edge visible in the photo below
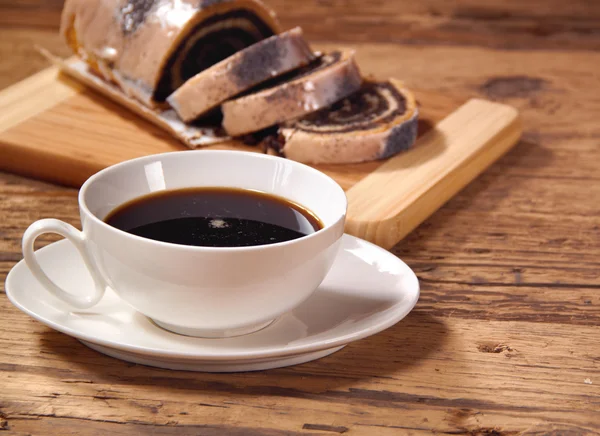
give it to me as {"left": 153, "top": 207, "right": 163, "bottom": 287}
{"left": 0, "top": 64, "right": 83, "bottom": 134}
{"left": 345, "top": 98, "right": 522, "bottom": 249}
{"left": 42, "top": 53, "right": 230, "bottom": 148}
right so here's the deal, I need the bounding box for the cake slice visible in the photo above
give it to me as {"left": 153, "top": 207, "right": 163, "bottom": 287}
{"left": 60, "top": 0, "right": 281, "bottom": 107}
{"left": 221, "top": 50, "right": 362, "bottom": 137}
{"left": 168, "top": 27, "right": 316, "bottom": 122}
{"left": 267, "top": 79, "right": 418, "bottom": 164}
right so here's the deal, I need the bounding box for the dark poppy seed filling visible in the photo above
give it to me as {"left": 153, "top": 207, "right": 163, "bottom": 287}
{"left": 295, "top": 81, "right": 408, "bottom": 134}
{"left": 153, "top": 9, "right": 275, "bottom": 101}
{"left": 232, "top": 51, "right": 339, "bottom": 100}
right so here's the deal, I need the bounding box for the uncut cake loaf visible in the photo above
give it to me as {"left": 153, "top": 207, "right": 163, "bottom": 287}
{"left": 61, "top": 0, "right": 281, "bottom": 106}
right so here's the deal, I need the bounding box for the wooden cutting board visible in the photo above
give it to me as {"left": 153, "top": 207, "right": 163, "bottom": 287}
{"left": 0, "top": 66, "right": 522, "bottom": 249}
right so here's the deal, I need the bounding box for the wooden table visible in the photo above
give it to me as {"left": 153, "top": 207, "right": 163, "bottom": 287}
{"left": 1, "top": 1, "right": 599, "bottom": 434}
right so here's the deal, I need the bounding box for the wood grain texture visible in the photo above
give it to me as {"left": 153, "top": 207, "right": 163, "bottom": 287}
{"left": 0, "top": 65, "right": 81, "bottom": 132}
{"left": 0, "top": 28, "right": 70, "bottom": 90}
{"left": 3, "top": 0, "right": 600, "bottom": 50}
{"left": 0, "top": 297, "right": 599, "bottom": 435}
{"left": 1, "top": 0, "right": 600, "bottom": 434}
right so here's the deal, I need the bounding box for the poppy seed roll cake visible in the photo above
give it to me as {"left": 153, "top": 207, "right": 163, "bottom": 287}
{"left": 168, "top": 27, "right": 315, "bottom": 122}
{"left": 271, "top": 79, "right": 418, "bottom": 164}
{"left": 221, "top": 49, "right": 362, "bottom": 136}
{"left": 60, "top": 0, "right": 281, "bottom": 107}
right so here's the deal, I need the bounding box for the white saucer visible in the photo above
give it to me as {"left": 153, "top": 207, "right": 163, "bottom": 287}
{"left": 5, "top": 234, "right": 419, "bottom": 372}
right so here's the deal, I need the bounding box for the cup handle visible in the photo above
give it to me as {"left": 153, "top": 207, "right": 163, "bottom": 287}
{"left": 22, "top": 218, "right": 107, "bottom": 309}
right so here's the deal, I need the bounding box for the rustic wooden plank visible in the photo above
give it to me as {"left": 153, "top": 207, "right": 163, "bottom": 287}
{"left": 3, "top": 0, "right": 600, "bottom": 50}
{"left": 6, "top": 0, "right": 600, "bottom": 24}
{"left": 1, "top": 301, "right": 598, "bottom": 434}
{"left": 0, "top": 0, "right": 63, "bottom": 29}
{"left": 286, "top": 12, "right": 600, "bottom": 51}
{"left": 5, "top": 0, "right": 600, "bottom": 25}
{"left": 0, "top": 28, "right": 70, "bottom": 90}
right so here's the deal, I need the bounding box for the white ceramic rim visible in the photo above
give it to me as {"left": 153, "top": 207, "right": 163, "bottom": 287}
{"left": 78, "top": 150, "right": 348, "bottom": 253}
{"left": 6, "top": 236, "right": 420, "bottom": 361}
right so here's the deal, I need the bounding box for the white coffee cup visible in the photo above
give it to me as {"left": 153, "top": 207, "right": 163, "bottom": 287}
{"left": 22, "top": 150, "right": 347, "bottom": 338}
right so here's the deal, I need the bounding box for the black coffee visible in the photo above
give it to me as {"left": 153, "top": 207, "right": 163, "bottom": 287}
{"left": 104, "top": 187, "right": 323, "bottom": 247}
